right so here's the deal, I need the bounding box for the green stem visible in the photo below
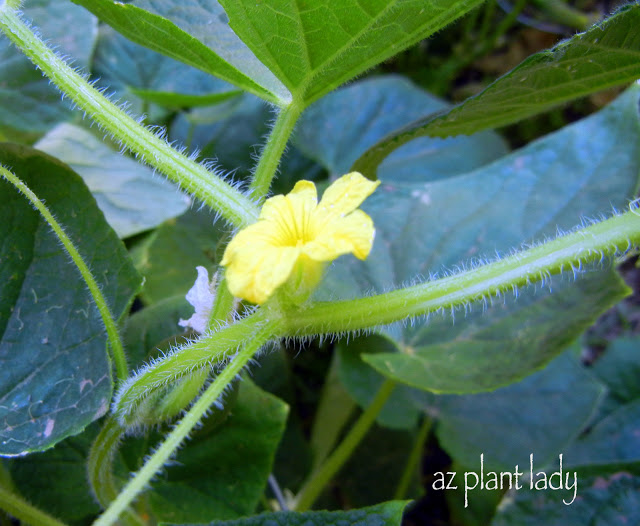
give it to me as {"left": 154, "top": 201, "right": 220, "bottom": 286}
{"left": 93, "top": 318, "right": 280, "bottom": 526}
{"left": 531, "top": 0, "right": 591, "bottom": 30}
{"left": 0, "top": 487, "right": 67, "bottom": 526}
{"left": 476, "top": 0, "right": 496, "bottom": 44}
{"left": 489, "top": 0, "right": 527, "bottom": 48}
{"left": 87, "top": 418, "right": 143, "bottom": 526}
{"left": 114, "top": 309, "right": 268, "bottom": 425}
{"left": 284, "top": 209, "right": 640, "bottom": 336}
{"left": 249, "top": 103, "right": 303, "bottom": 201}
{"left": 0, "top": 165, "right": 128, "bottom": 381}
{"left": 394, "top": 417, "right": 432, "bottom": 500}
{"left": 0, "top": 7, "right": 258, "bottom": 228}
{"left": 294, "top": 379, "right": 397, "bottom": 511}
{"left": 208, "top": 274, "right": 237, "bottom": 327}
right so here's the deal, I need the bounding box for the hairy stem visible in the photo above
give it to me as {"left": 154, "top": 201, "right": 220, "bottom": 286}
{"left": 0, "top": 7, "right": 258, "bottom": 228}
{"left": 0, "top": 487, "right": 68, "bottom": 526}
{"left": 249, "top": 103, "right": 303, "bottom": 201}
{"left": 114, "top": 309, "right": 268, "bottom": 425}
{"left": 284, "top": 209, "right": 640, "bottom": 336}
{"left": 93, "top": 318, "right": 280, "bottom": 526}
{"left": 208, "top": 274, "right": 237, "bottom": 327}
{"left": 0, "top": 165, "right": 128, "bottom": 381}
{"left": 294, "top": 379, "right": 397, "bottom": 511}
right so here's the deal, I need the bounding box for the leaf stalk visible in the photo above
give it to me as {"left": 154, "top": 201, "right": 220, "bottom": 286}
{"left": 0, "top": 7, "right": 258, "bottom": 228}
{"left": 0, "top": 165, "right": 129, "bottom": 381}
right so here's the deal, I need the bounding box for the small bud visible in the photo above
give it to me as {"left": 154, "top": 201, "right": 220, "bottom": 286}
{"left": 179, "top": 266, "right": 217, "bottom": 333}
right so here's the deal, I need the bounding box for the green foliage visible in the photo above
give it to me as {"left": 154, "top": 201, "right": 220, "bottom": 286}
{"left": 0, "top": 144, "right": 141, "bottom": 455}
{"left": 35, "top": 123, "right": 189, "bottom": 238}
{"left": 148, "top": 380, "right": 288, "bottom": 523}
{"left": 218, "top": 0, "right": 484, "bottom": 105}
{"left": 0, "top": 0, "right": 96, "bottom": 134}
{"left": 71, "top": 0, "right": 285, "bottom": 106}
{"left": 493, "top": 471, "right": 640, "bottom": 525}
{"left": 0, "top": 0, "right": 639, "bottom": 525}
{"left": 353, "top": 4, "right": 640, "bottom": 176}
{"left": 295, "top": 76, "right": 508, "bottom": 180}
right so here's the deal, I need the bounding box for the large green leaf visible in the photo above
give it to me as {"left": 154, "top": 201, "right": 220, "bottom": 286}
{"left": 411, "top": 350, "right": 605, "bottom": 472}
{"left": 218, "top": 0, "right": 484, "bottom": 105}
{"left": 353, "top": 4, "right": 640, "bottom": 176}
{"left": 72, "top": 0, "right": 288, "bottom": 106}
{"left": 0, "top": 0, "right": 97, "bottom": 134}
{"left": 319, "top": 84, "right": 640, "bottom": 393}
{"left": 149, "top": 379, "right": 288, "bottom": 523}
{"left": 0, "top": 144, "right": 141, "bottom": 455}
{"left": 492, "top": 470, "right": 640, "bottom": 526}
{"left": 294, "top": 76, "right": 508, "bottom": 179}
{"left": 91, "top": 25, "right": 241, "bottom": 118}
{"left": 175, "top": 501, "right": 409, "bottom": 526}
{"left": 35, "top": 123, "right": 190, "bottom": 238}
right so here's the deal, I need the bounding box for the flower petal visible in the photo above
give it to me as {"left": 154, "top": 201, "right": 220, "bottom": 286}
{"left": 222, "top": 221, "right": 302, "bottom": 304}
{"left": 225, "top": 242, "right": 301, "bottom": 304}
{"left": 221, "top": 220, "right": 279, "bottom": 266}
{"left": 317, "top": 172, "right": 380, "bottom": 218}
{"left": 259, "top": 180, "right": 317, "bottom": 244}
{"left": 303, "top": 209, "right": 375, "bottom": 261}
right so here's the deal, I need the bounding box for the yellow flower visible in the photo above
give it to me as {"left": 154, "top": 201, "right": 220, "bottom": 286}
{"left": 221, "top": 172, "right": 380, "bottom": 304}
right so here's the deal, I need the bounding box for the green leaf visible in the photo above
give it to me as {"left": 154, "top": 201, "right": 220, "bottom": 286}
{"left": 170, "top": 500, "right": 409, "bottom": 526}
{"left": 0, "top": 0, "right": 97, "bottom": 134}
{"left": 128, "top": 88, "right": 242, "bottom": 109}
{"left": 131, "top": 207, "right": 223, "bottom": 305}
{"left": 337, "top": 335, "right": 419, "bottom": 430}
{"left": 492, "top": 471, "right": 640, "bottom": 526}
{"left": 320, "top": 84, "right": 640, "bottom": 393}
{"left": 411, "top": 350, "right": 605, "bottom": 472}
{"left": 72, "top": 0, "right": 288, "bottom": 105}
{"left": 91, "top": 25, "right": 241, "bottom": 118}
{"left": 35, "top": 123, "right": 190, "bottom": 238}
{"left": 218, "top": 0, "right": 484, "bottom": 105}
{"left": 149, "top": 379, "right": 288, "bottom": 523}
{"left": 7, "top": 424, "right": 101, "bottom": 523}
{"left": 591, "top": 337, "right": 640, "bottom": 404}
{"left": 0, "top": 143, "right": 141, "bottom": 455}
{"left": 561, "top": 336, "right": 640, "bottom": 469}
{"left": 364, "top": 270, "right": 630, "bottom": 393}
{"left": 565, "top": 398, "right": 640, "bottom": 469}
{"left": 295, "top": 76, "right": 508, "bottom": 179}
{"left": 353, "top": 4, "right": 640, "bottom": 175}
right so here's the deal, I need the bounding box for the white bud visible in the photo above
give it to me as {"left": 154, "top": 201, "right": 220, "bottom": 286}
{"left": 178, "top": 266, "right": 217, "bottom": 334}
